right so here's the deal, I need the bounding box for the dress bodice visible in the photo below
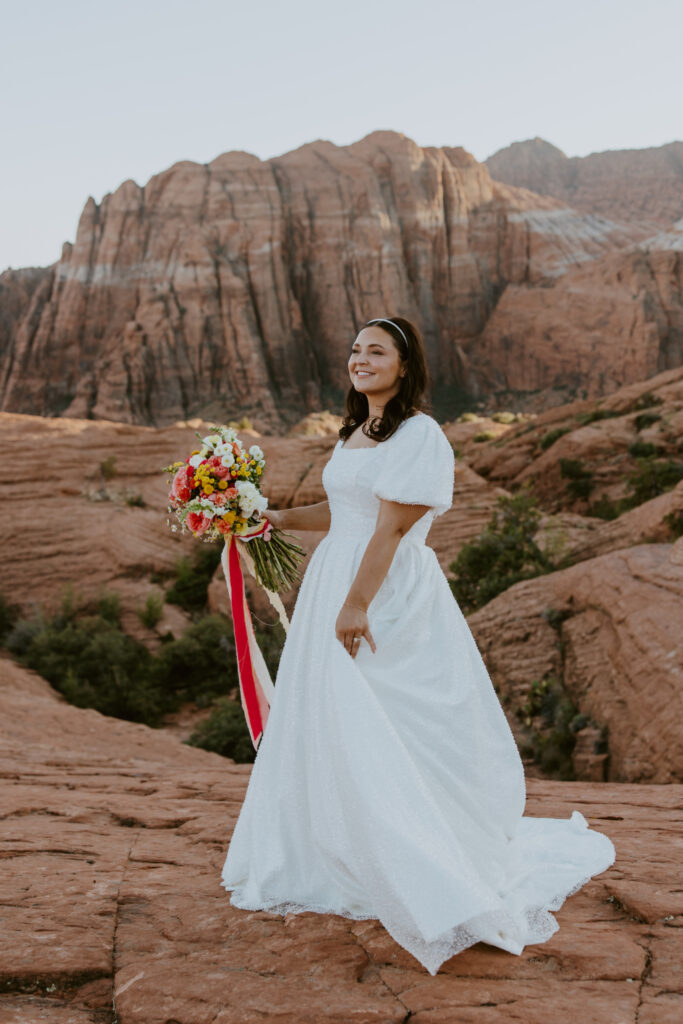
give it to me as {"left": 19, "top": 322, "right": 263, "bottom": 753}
{"left": 321, "top": 412, "right": 454, "bottom": 548}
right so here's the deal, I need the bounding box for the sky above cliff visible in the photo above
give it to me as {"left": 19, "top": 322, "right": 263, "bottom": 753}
{"left": 2, "top": 0, "right": 681, "bottom": 271}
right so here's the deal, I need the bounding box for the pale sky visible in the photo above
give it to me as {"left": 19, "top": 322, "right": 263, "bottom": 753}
{"left": 2, "top": 0, "right": 681, "bottom": 271}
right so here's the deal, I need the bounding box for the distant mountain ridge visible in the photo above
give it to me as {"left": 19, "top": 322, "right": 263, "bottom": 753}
{"left": 0, "top": 130, "right": 681, "bottom": 429}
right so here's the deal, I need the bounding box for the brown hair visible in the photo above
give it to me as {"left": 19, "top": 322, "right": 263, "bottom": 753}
{"left": 339, "top": 316, "right": 431, "bottom": 443}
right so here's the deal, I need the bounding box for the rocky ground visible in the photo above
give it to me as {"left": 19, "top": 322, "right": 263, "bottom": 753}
{"left": 1, "top": 656, "right": 681, "bottom": 1024}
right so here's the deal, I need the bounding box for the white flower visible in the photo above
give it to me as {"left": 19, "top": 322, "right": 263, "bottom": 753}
{"left": 235, "top": 479, "right": 259, "bottom": 514}
{"left": 202, "top": 434, "right": 221, "bottom": 448}
{"left": 213, "top": 442, "right": 235, "bottom": 468}
{"left": 249, "top": 444, "right": 264, "bottom": 462}
{"left": 189, "top": 454, "right": 202, "bottom": 468}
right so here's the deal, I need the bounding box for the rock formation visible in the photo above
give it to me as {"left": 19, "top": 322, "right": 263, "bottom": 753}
{"left": 485, "top": 136, "right": 683, "bottom": 230}
{"left": 3, "top": 130, "right": 674, "bottom": 430}
{"left": 1, "top": 655, "right": 680, "bottom": 1023}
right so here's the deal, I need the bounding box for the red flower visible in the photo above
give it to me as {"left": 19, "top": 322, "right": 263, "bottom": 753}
{"left": 186, "top": 511, "right": 211, "bottom": 535}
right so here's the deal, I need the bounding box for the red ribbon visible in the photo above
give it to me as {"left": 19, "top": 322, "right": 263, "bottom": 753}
{"left": 223, "top": 524, "right": 273, "bottom": 750}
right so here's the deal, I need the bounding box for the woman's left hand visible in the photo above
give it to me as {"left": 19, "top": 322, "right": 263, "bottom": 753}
{"left": 335, "top": 600, "right": 376, "bottom": 658}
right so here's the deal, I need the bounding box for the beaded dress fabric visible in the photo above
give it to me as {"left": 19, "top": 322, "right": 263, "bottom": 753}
{"left": 220, "top": 411, "right": 616, "bottom": 975}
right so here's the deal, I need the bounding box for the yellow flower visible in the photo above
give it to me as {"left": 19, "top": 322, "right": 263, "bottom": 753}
{"left": 218, "top": 480, "right": 228, "bottom": 490}
{"left": 191, "top": 450, "right": 200, "bottom": 456}
{"left": 204, "top": 485, "right": 214, "bottom": 495}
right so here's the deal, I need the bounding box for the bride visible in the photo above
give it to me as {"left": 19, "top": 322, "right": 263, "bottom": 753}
{"left": 221, "top": 315, "right": 616, "bottom": 975}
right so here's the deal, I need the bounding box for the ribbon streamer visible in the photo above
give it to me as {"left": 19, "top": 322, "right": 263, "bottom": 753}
{"left": 220, "top": 523, "right": 290, "bottom": 751}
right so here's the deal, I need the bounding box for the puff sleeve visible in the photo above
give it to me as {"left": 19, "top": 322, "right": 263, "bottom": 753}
{"left": 371, "top": 414, "right": 454, "bottom": 517}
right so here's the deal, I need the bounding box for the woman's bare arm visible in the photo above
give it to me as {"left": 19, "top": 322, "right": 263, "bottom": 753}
{"left": 336, "top": 499, "right": 431, "bottom": 656}
{"left": 266, "top": 500, "right": 331, "bottom": 532}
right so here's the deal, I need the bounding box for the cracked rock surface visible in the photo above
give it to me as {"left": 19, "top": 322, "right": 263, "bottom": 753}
{"left": 1, "top": 656, "right": 681, "bottom": 1023}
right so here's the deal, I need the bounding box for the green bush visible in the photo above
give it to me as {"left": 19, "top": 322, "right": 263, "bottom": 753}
{"left": 6, "top": 599, "right": 162, "bottom": 724}
{"left": 448, "top": 491, "right": 556, "bottom": 613}
{"left": 629, "top": 391, "right": 663, "bottom": 413}
{"left": 472, "top": 431, "right": 496, "bottom": 442}
{"left": 664, "top": 509, "right": 683, "bottom": 538}
{"left": 539, "top": 426, "right": 571, "bottom": 451}
{"left": 587, "top": 494, "right": 626, "bottom": 520}
{"left": 625, "top": 458, "right": 683, "bottom": 506}
{"left": 99, "top": 455, "right": 118, "bottom": 480}
{"left": 4, "top": 586, "right": 285, "bottom": 737}
{"left": 186, "top": 697, "right": 256, "bottom": 763}
{"left": 628, "top": 440, "right": 659, "bottom": 458}
{"left": 149, "top": 614, "right": 238, "bottom": 705}
{"left": 149, "top": 614, "right": 284, "bottom": 707}
{"left": 0, "top": 593, "right": 21, "bottom": 642}
{"left": 514, "top": 674, "right": 586, "bottom": 780}
{"left": 559, "top": 458, "right": 594, "bottom": 500}
{"left": 137, "top": 593, "right": 164, "bottom": 629}
{"left": 165, "top": 542, "right": 224, "bottom": 613}
{"left": 634, "top": 411, "right": 661, "bottom": 431}
{"left": 575, "top": 408, "right": 621, "bottom": 426}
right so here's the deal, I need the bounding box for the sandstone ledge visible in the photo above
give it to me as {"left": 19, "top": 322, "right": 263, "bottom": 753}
{"left": 0, "top": 658, "right": 681, "bottom": 1023}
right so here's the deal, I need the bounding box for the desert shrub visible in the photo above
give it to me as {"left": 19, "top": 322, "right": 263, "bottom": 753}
{"left": 587, "top": 495, "right": 626, "bottom": 520}
{"left": 575, "top": 408, "right": 622, "bottom": 426}
{"left": 664, "top": 509, "right": 683, "bottom": 538}
{"left": 96, "top": 590, "right": 122, "bottom": 624}
{"left": 99, "top": 455, "right": 118, "bottom": 480}
{"left": 628, "top": 440, "right": 659, "bottom": 458}
{"left": 491, "top": 411, "right": 517, "bottom": 424}
{"left": 539, "top": 427, "right": 571, "bottom": 451}
{"left": 186, "top": 697, "right": 255, "bottom": 763}
{"left": 514, "top": 674, "right": 589, "bottom": 779}
{"left": 473, "top": 431, "right": 496, "bottom": 442}
{"left": 630, "top": 391, "right": 663, "bottom": 413}
{"left": 559, "top": 458, "right": 594, "bottom": 500}
{"left": 165, "top": 542, "right": 223, "bottom": 613}
{"left": 448, "top": 492, "right": 556, "bottom": 613}
{"left": 137, "top": 593, "right": 164, "bottom": 629}
{"left": 6, "top": 601, "right": 163, "bottom": 724}
{"left": 634, "top": 411, "right": 661, "bottom": 431}
{"left": 457, "top": 412, "right": 482, "bottom": 423}
{"left": 149, "top": 614, "right": 284, "bottom": 707}
{"left": 149, "top": 614, "right": 238, "bottom": 705}
{"left": 5, "top": 585, "right": 285, "bottom": 732}
{"left": 0, "top": 593, "right": 21, "bottom": 643}
{"left": 625, "top": 458, "right": 683, "bottom": 506}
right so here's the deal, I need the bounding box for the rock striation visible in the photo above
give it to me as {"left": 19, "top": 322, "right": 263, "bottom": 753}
{"left": 1, "top": 130, "right": 665, "bottom": 429}
{"left": 485, "top": 136, "right": 683, "bottom": 230}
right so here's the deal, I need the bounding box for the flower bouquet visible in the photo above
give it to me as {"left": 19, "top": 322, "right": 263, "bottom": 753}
{"left": 164, "top": 425, "right": 304, "bottom": 594}
{"left": 162, "top": 424, "right": 305, "bottom": 750}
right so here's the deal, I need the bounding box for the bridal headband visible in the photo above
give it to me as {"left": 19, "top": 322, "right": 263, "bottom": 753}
{"left": 365, "top": 318, "right": 409, "bottom": 353}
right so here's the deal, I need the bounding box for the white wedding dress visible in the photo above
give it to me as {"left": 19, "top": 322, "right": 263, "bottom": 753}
{"left": 220, "top": 411, "right": 616, "bottom": 975}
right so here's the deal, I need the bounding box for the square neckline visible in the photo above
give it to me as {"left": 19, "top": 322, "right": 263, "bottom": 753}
{"left": 337, "top": 411, "right": 425, "bottom": 451}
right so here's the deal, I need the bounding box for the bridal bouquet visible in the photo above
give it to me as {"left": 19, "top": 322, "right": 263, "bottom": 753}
{"left": 163, "top": 424, "right": 304, "bottom": 593}
{"left": 162, "top": 424, "right": 305, "bottom": 752}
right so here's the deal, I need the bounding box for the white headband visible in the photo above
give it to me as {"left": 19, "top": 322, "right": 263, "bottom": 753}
{"left": 366, "top": 318, "right": 409, "bottom": 351}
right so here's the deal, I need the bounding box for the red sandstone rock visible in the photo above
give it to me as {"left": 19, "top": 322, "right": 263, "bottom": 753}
{"left": 468, "top": 540, "right": 683, "bottom": 783}
{"left": 0, "top": 657, "right": 680, "bottom": 1023}
{"left": 0, "top": 131, "right": 655, "bottom": 429}
{"left": 486, "top": 136, "right": 683, "bottom": 230}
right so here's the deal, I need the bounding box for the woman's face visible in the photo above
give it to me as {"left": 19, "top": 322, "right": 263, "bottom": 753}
{"left": 348, "top": 327, "right": 405, "bottom": 396}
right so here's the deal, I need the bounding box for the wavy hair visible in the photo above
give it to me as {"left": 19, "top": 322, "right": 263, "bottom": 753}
{"left": 339, "top": 316, "right": 431, "bottom": 443}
